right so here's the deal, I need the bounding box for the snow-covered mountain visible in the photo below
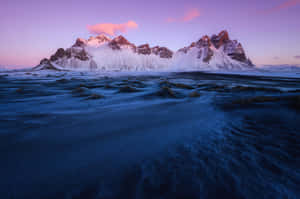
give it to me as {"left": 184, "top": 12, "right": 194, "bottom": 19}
{"left": 172, "top": 30, "right": 253, "bottom": 71}
{"left": 35, "top": 30, "right": 254, "bottom": 71}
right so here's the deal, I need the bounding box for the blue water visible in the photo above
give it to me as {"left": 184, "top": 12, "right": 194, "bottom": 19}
{"left": 0, "top": 71, "right": 299, "bottom": 199}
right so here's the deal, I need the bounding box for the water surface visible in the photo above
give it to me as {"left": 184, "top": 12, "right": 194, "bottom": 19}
{"left": 0, "top": 71, "right": 299, "bottom": 199}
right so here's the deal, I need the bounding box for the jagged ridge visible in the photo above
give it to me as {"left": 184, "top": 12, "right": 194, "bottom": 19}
{"left": 36, "top": 31, "right": 254, "bottom": 71}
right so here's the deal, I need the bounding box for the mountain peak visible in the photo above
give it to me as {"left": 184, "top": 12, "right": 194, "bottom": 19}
{"left": 211, "top": 30, "right": 230, "bottom": 49}
{"left": 108, "top": 35, "right": 136, "bottom": 50}
{"left": 73, "top": 38, "right": 87, "bottom": 47}
{"left": 95, "top": 34, "right": 111, "bottom": 42}
{"left": 112, "top": 35, "right": 131, "bottom": 45}
{"left": 218, "top": 30, "right": 229, "bottom": 40}
{"left": 82, "top": 35, "right": 112, "bottom": 47}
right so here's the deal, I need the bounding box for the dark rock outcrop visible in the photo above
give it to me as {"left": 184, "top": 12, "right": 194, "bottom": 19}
{"left": 189, "top": 91, "right": 201, "bottom": 98}
{"left": 50, "top": 48, "right": 67, "bottom": 62}
{"left": 74, "top": 49, "right": 89, "bottom": 61}
{"left": 108, "top": 40, "right": 121, "bottom": 50}
{"left": 137, "top": 44, "right": 151, "bottom": 55}
{"left": 196, "top": 35, "right": 212, "bottom": 48}
{"left": 40, "top": 58, "right": 50, "bottom": 65}
{"left": 151, "top": 46, "right": 173, "bottom": 58}
{"left": 86, "top": 93, "right": 104, "bottom": 100}
{"left": 194, "top": 36, "right": 214, "bottom": 63}
{"left": 33, "top": 58, "right": 61, "bottom": 71}
{"left": 211, "top": 30, "right": 230, "bottom": 49}
{"left": 118, "top": 86, "right": 140, "bottom": 93}
{"left": 203, "top": 48, "right": 214, "bottom": 63}
{"left": 155, "top": 86, "right": 177, "bottom": 98}
{"left": 223, "top": 40, "right": 247, "bottom": 63}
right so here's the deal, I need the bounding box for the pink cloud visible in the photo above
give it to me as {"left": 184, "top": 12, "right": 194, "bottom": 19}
{"left": 261, "top": 0, "right": 300, "bottom": 14}
{"left": 166, "top": 8, "right": 201, "bottom": 23}
{"left": 183, "top": 8, "right": 201, "bottom": 22}
{"left": 87, "top": 21, "right": 138, "bottom": 36}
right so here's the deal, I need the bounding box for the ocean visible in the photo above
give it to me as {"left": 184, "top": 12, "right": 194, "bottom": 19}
{"left": 0, "top": 70, "right": 299, "bottom": 199}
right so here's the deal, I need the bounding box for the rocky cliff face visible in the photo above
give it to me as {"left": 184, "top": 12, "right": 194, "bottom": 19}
{"left": 136, "top": 44, "right": 173, "bottom": 59}
{"left": 177, "top": 30, "right": 252, "bottom": 66}
{"left": 36, "top": 34, "right": 174, "bottom": 71}
{"left": 108, "top": 35, "right": 136, "bottom": 51}
{"left": 36, "top": 31, "right": 253, "bottom": 71}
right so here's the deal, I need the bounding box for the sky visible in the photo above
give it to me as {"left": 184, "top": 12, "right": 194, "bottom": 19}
{"left": 0, "top": 0, "right": 300, "bottom": 67}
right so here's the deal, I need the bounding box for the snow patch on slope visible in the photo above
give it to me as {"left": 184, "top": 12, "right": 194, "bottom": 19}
{"left": 87, "top": 46, "right": 171, "bottom": 71}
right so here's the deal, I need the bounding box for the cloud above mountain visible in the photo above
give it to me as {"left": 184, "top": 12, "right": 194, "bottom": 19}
{"left": 262, "top": 0, "right": 300, "bottom": 14}
{"left": 87, "top": 21, "right": 138, "bottom": 36}
{"left": 167, "top": 8, "right": 200, "bottom": 23}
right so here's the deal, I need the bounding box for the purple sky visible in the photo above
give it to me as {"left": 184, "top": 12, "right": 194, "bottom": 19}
{"left": 0, "top": 0, "right": 300, "bottom": 67}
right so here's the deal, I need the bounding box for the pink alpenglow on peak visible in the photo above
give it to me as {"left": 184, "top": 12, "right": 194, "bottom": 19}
{"left": 87, "top": 21, "right": 138, "bottom": 36}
